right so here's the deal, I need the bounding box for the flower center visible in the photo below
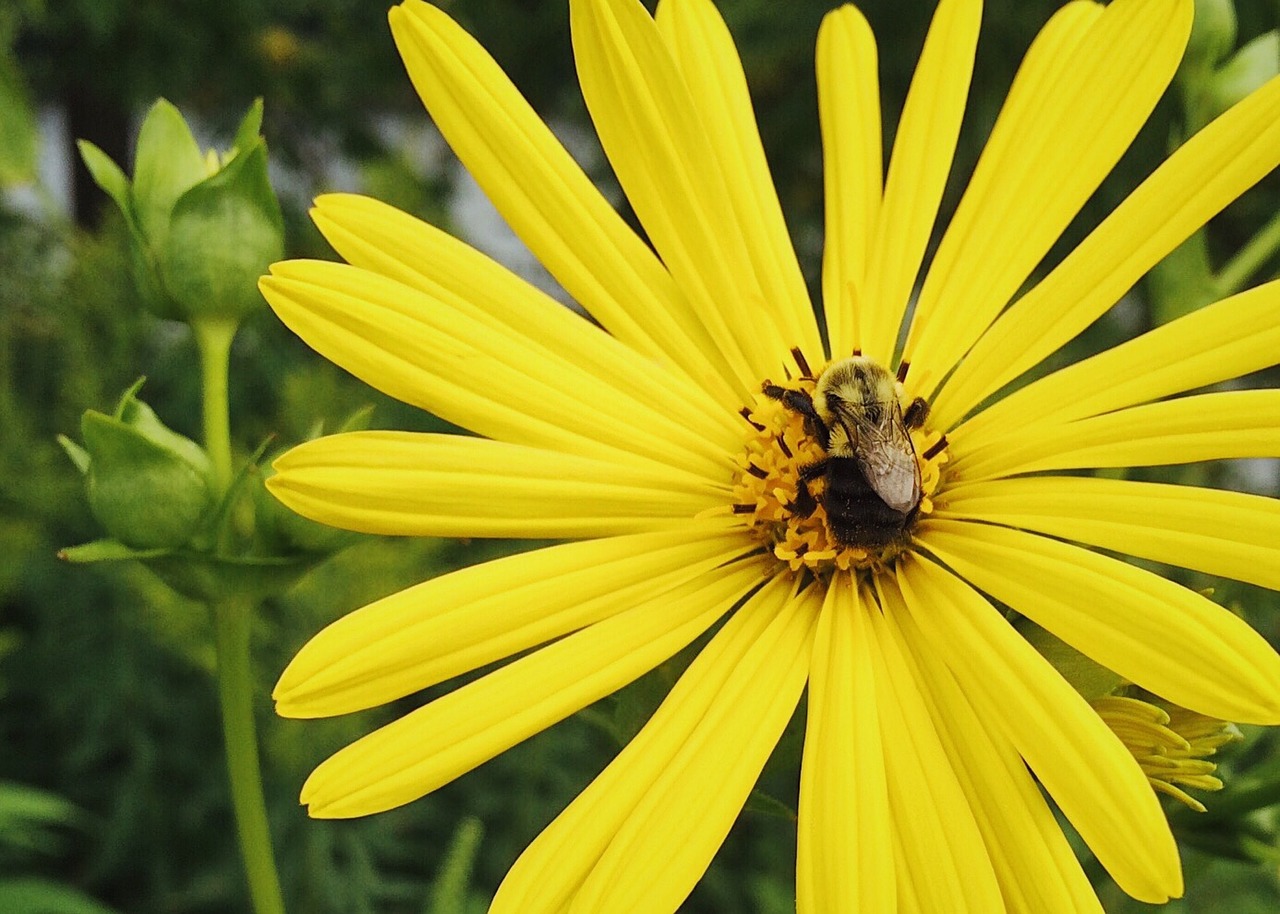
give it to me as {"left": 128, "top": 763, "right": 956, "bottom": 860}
{"left": 731, "top": 353, "right": 949, "bottom": 578}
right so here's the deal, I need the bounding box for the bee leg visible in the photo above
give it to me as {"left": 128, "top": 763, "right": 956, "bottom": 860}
{"left": 789, "top": 479, "right": 818, "bottom": 519}
{"left": 787, "top": 459, "right": 828, "bottom": 519}
{"left": 903, "top": 396, "right": 930, "bottom": 430}
{"left": 762, "top": 382, "right": 831, "bottom": 450}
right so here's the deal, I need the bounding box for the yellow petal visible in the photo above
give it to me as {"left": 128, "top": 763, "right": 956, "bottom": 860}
{"left": 655, "top": 0, "right": 822, "bottom": 361}
{"left": 861, "top": 585, "right": 1005, "bottom": 913}
{"left": 955, "top": 280, "right": 1280, "bottom": 444}
{"left": 858, "top": 0, "right": 982, "bottom": 365}
{"left": 893, "top": 556, "right": 1182, "bottom": 904}
{"left": 879, "top": 585, "right": 1104, "bottom": 914}
{"left": 949, "top": 390, "right": 1280, "bottom": 480}
{"left": 267, "top": 431, "right": 721, "bottom": 538}
{"left": 299, "top": 558, "right": 767, "bottom": 818}
{"left": 816, "top": 4, "right": 881, "bottom": 359}
{"left": 797, "top": 580, "right": 894, "bottom": 914}
{"left": 905, "top": 0, "right": 1190, "bottom": 398}
{"left": 260, "top": 260, "right": 734, "bottom": 479}
{"left": 311, "top": 192, "right": 739, "bottom": 447}
{"left": 490, "top": 576, "right": 814, "bottom": 914}
{"left": 388, "top": 1, "right": 739, "bottom": 406}
{"left": 275, "top": 526, "right": 756, "bottom": 718}
{"left": 937, "top": 476, "right": 1280, "bottom": 592}
{"left": 918, "top": 518, "right": 1280, "bottom": 724}
{"left": 932, "top": 72, "right": 1280, "bottom": 430}
{"left": 571, "top": 0, "right": 786, "bottom": 388}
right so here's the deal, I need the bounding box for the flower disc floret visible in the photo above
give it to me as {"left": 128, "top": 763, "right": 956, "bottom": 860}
{"left": 731, "top": 360, "right": 949, "bottom": 577}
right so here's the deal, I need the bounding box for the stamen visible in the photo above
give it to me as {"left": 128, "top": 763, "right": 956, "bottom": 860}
{"left": 732, "top": 503, "right": 756, "bottom": 515}
{"left": 745, "top": 462, "right": 769, "bottom": 479}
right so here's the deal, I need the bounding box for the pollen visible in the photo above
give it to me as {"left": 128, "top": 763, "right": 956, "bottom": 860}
{"left": 730, "top": 366, "right": 949, "bottom": 578}
{"left": 1093, "top": 694, "right": 1243, "bottom": 813}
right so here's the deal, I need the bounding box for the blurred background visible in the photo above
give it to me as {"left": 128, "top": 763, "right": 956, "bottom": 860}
{"left": 2, "top": 0, "right": 1279, "bottom": 911}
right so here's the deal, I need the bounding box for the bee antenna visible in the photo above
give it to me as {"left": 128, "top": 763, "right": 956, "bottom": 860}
{"left": 851, "top": 347, "right": 862, "bottom": 357}
{"left": 896, "top": 360, "right": 910, "bottom": 383}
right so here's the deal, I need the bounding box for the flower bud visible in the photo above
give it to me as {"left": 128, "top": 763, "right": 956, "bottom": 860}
{"left": 77, "top": 99, "right": 284, "bottom": 324}
{"left": 75, "top": 384, "right": 214, "bottom": 549}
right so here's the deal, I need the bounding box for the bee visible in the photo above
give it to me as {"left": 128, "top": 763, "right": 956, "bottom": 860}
{"left": 763, "top": 356, "right": 929, "bottom": 549}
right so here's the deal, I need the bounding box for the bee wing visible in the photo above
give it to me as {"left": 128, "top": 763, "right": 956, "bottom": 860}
{"left": 847, "top": 405, "right": 921, "bottom": 513}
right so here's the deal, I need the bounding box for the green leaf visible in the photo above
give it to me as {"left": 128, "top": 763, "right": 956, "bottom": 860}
{"left": 161, "top": 141, "right": 283, "bottom": 321}
{"left": 232, "top": 98, "right": 265, "bottom": 156}
{"left": 131, "top": 99, "right": 207, "bottom": 246}
{"left": 0, "top": 879, "right": 117, "bottom": 914}
{"left": 0, "top": 781, "right": 83, "bottom": 837}
{"left": 57, "top": 539, "right": 171, "bottom": 563}
{"left": 55, "top": 434, "right": 90, "bottom": 475}
{"left": 425, "top": 818, "right": 484, "bottom": 914}
{"left": 0, "top": 47, "right": 36, "bottom": 185}
{"left": 76, "top": 141, "right": 132, "bottom": 222}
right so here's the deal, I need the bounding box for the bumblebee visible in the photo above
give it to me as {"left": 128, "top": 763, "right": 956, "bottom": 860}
{"left": 764, "top": 356, "right": 928, "bottom": 549}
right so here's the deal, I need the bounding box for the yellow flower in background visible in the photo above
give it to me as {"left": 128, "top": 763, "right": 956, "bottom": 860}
{"left": 260, "top": 0, "right": 1280, "bottom": 910}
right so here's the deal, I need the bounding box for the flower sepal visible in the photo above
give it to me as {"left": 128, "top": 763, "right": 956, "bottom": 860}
{"left": 65, "top": 379, "right": 214, "bottom": 550}
{"left": 57, "top": 540, "right": 317, "bottom": 605}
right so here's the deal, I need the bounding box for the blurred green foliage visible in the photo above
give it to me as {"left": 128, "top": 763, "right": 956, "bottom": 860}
{"left": 2, "top": 0, "right": 1279, "bottom": 912}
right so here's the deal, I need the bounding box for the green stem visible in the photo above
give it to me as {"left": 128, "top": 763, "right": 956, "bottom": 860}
{"left": 193, "top": 317, "right": 238, "bottom": 496}
{"left": 214, "top": 597, "right": 287, "bottom": 914}
{"left": 195, "top": 316, "right": 285, "bottom": 914}
{"left": 1216, "top": 208, "right": 1280, "bottom": 297}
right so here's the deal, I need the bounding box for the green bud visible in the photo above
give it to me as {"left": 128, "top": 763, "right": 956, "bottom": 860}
{"left": 76, "top": 383, "right": 214, "bottom": 549}
{"left": 78, "top": 98, "right": 284, "bottom": 324}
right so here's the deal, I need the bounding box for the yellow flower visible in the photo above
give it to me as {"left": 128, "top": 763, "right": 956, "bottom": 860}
{"left": 260, "top": 0, "right": 1280, "bottom": 910}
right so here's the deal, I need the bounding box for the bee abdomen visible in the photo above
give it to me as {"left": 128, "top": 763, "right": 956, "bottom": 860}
{"left": 822, "top": 456, "right": 915, "bottom": 549}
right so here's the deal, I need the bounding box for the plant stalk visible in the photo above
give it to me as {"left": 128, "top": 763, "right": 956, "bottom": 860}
{"left": 193, "top": 317, "right": 238, "bottom": 496}
{"left": 196, "top": 315, "right": 286, "bottom": 914}
{"left": 214, "top": 597, "right": 287, "bottom": 914}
